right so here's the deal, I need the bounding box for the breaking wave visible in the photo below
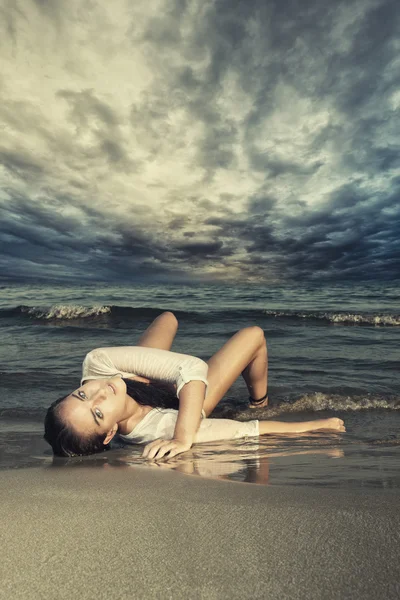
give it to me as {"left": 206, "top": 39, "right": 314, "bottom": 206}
{"left": 24, "top": 304, "right": 111, "bottom": 319}
{"left": 239, "top": 392, "right": 400, "bottom": 418}
{"left": 1, "top": 305, "right": 399, "bottom": 325}
{"left": 264, "top": 310, "right": 400, "bottom": 326}
{"left": 0, "top": 304, "right": 112, "bottom": 320}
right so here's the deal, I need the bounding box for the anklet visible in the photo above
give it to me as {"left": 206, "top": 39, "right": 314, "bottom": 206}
{"left": 249, "top": 392, "right": 268, "bottom": 406}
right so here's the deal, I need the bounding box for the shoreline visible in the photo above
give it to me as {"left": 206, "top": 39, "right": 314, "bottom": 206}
{"left": 1, "top": 466, "right": 399, "bottom": 600}
{"left": 1, "top": 426, "right": 400, "bottom": 489}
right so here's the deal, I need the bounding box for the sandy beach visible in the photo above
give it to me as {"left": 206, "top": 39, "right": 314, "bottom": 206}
{"left": 1, "top": 466, "right": 399, "bottom": 600}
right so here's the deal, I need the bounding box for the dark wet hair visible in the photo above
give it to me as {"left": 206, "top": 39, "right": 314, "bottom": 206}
{"left": 122, "top": 379, "right": 179, "bottom": 411}
{"left": 43, "top": 378, "right": 179, "bottom": 457}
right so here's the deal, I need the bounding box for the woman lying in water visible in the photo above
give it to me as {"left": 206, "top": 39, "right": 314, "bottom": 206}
{"left": 44, "top": 311, "right": 345, "bottom": 459}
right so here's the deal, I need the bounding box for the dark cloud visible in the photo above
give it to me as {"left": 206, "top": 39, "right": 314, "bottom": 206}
{"left": 175, "top": 241, "right": 224, "bottom": 256}
{"left": 199, "top": 176, "right": 400, "bottom": 282}
{"left": 0, "top": 189, "right": 228, "bottom": 282}
{"left": 57, "top": 89, "right": 119, "bottom": 128}
{"left": 247, "top": 195, "right": 277, "bottom": 215}
{"left": 0, "top": 0, "right": 399, "bottom": 283}
{"left": 328, "top": 0, "right": 400, "bottom": 113}
{"left": 0, "top": 149, "right": 44, "bottom": 177}
{"left": 248, "top": 154, "right": 323, "bottom": 177}
{"left": 57, "top": 88, "right": 136, "bottom": 171}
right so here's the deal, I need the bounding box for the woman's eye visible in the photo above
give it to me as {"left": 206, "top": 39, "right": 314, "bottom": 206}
{"left": 78, "top": 391, "right": 87, "bottom": 399}
{"left": 95, "top": 408, "right": 103, "bottom": 419}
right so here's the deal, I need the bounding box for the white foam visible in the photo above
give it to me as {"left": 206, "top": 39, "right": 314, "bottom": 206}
{"left": 262, "top": 392, "right": 400, "bottom": 416}
{"left": 328, "top": 313, "right": 400, "bottom": 326}
{"left": 26, "top": 304, "right": 111, "bottom": 320}
{"left": 264, "top": 310, "right": 400, "bottom": 326}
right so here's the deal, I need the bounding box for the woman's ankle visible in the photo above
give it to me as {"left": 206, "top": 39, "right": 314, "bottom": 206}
{"left": 249, "top": 392, "right": 268, "bottom": 407}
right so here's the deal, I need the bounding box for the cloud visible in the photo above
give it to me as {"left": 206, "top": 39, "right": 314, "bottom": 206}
{"left": 0, "top": 0, "right": 399, "bottom": 283}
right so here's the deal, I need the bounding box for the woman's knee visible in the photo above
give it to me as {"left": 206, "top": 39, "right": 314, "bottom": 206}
{"left": 241, "top": 326, "right": 265, "bottom": 346}
{"left": 161, "top": 311, "right": 178, "bottom": 329}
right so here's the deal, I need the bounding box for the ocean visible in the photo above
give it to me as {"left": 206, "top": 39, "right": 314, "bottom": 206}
{"left": 0, "top": 281, "right": 399, "bottom": 487}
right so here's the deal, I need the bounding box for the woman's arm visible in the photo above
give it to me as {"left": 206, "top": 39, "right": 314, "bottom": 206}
{"left": 142, "top": 380, "right": 206, "bottom": 459}
{"left": 82, "top": 346, "right": 208, "bottom": 396}
{"left": 83, "top": 346, "right": 208, "bottom": 458}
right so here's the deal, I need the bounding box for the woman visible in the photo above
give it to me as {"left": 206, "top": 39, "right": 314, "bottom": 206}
{"left": 44, "top": 312, "right": 345, "bottom": 459}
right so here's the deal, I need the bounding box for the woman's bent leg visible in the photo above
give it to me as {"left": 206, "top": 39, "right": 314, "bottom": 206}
{"left": 137, "top": 311, "right": 178, "bottom": 350}
{"left": 203, "top": 327, "right": 268, "bottom": 417}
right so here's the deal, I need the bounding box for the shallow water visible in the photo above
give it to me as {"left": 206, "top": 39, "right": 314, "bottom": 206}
{"left": 2, "top": 420, "right": 399, "bottom": 488}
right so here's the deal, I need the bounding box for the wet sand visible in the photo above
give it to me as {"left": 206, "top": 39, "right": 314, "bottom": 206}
{"left": 0, "top": 466, "right": 399, "bottom": 600}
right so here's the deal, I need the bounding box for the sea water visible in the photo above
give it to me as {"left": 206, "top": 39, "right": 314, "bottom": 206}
{"left": 0, "top": 281, "right": 399, "bottom": 487}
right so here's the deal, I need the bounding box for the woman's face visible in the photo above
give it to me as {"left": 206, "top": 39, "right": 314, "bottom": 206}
{"left": 61, "top": 377, "right": 128, "bottom": 439}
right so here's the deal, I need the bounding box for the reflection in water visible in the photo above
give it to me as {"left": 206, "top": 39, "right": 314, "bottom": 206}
{"left": 3, "top": 415, "right": 399, "bottom": 487}
{"left": 49, "top": 433, "right": 345, "bottom": 485}
{"left": 140, "top": 443, "right": 344, "bottom": 484}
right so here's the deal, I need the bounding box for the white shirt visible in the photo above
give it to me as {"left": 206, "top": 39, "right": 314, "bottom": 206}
{"left": 118, "top": 408, "right": 259, "bottom": 445}
{"left": 80, "top": 346, "right": 259, "bottom": 444}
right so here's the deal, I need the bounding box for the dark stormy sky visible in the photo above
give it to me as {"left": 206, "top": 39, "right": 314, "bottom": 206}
{"left": 0, "top": 0, "right": 399, "bottom": 284}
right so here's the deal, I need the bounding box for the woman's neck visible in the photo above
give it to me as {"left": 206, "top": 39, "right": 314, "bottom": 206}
{"left": 117, "top": 395, "right": 153, "bottom": 435}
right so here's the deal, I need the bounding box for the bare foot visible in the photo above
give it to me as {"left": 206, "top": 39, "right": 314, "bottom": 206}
{"left": 312, "top": 418, "right": 346, "bottom": 432}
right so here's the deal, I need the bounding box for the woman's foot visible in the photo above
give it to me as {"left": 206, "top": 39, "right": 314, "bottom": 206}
{"left": 310, "top": 418, "right": 345, "bottom": 432}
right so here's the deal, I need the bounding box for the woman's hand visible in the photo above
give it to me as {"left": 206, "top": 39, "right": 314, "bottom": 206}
{"left": 129, "top": 375, "right": 151, "bottom": 384}
{"left": 142, "top": 438, "right": 193, "bottom": 460}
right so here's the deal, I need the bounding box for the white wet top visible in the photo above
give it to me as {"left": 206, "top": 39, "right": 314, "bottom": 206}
{"left": 80, "top": 346, "right": 259, "bottom": 444}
